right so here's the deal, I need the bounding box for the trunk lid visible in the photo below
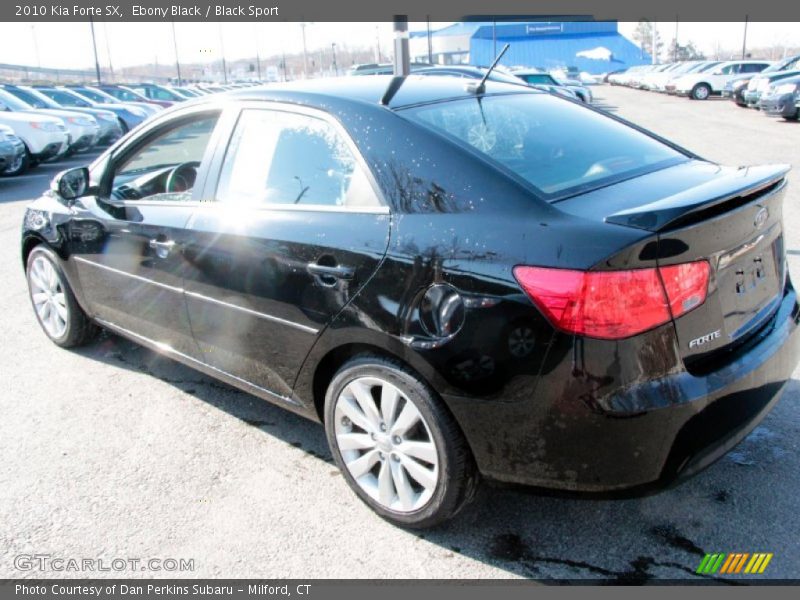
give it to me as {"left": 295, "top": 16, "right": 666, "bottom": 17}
{"left": 556, "top": 160, "right": 790, "bottom": 367}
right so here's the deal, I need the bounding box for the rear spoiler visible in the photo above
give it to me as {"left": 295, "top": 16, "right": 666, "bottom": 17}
{"left": 605, "top": 164, "right": 791, "bottom": 232}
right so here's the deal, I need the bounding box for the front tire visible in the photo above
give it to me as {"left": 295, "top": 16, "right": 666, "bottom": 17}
{"left": 1, "top": 150, "right": 28, "bottom": 176}
{"left": 691, "top": 83, "right": 711, "bottom": 100}
{"left": 26, "top": 245, "right": 98, "bottom": 348}
{"left": 324, "top": 356, "right": 477, "bottom": 528}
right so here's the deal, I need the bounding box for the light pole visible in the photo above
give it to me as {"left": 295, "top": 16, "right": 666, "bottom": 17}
{"left": 171, "top": 22, "right": 182, "bottom": 85}
{"left": 742, "top": 16, "right": 749, "bottom": 59}
{"left": 331, "top": 43, "right": 338, "bottom": 76}
{"left": 673, "top": 19, "right": 679, "bottom": 62}
{"left": 300, "top": 22, "right": 309, "bottom": 79}
{"left": 89, "top": 18, "right": 102, "bottom": 84}
{"left": 253, "top": 23, "right": 262, "bottom": 81}
{"left": 427, "top": 16, "right": 433, "bottom": 63}
{"left": 651, "top": 21, "right": 657, "bottom": 64}
{"left": 103, "top": 22, "right": 115, "bottom": 80}
{"left": 218, "top": 23, "right": 228, "bottom": 84}
{"left": 30, "top": 24, "right": 41, "bottom": 69}
{"left": 393, "top": 15, "right": 410, "bottom": 76}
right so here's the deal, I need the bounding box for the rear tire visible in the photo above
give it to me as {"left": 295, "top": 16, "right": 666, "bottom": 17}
{"left": 26, "top": 245, "right": 98, "bottom": 348}
{"left": 324, "top": 355, "right": 478, "bottom": 528}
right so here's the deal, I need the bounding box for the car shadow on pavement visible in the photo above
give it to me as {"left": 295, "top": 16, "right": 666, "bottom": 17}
{"left": 74, "top": 331, "right": 800, "bottom": 583}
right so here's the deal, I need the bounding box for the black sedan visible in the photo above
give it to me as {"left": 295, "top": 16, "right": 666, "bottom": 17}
{"left": 22, "top": 76, "right": 800, "bottom": 528}
{"left": 0, "top": 124, "right": 27, "bottom": 175}
{"left": 722, "top": 74, "right": 755, "bottom": 107}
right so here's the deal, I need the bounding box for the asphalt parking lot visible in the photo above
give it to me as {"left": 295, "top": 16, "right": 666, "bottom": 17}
{"left": 1, "top": 85, "right": 799, "bottom": 582}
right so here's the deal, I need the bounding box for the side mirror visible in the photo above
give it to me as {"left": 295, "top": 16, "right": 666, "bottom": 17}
{"left": 52, "top": 167, "right": 89, "bottom": 201}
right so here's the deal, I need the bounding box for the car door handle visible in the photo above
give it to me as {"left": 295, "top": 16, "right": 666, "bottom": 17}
{"left": 149, "top": 239, "right": 175, "bottom": 259}
{"left": 307, "top": 262, "right": 355, "bottom": 283}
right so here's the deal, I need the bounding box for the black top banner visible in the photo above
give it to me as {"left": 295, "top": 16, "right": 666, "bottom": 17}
{"left": 2, "top": 0, "right": 800, "bottom": 22}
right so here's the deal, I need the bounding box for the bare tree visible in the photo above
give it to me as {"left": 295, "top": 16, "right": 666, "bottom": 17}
{"left": 633, "top": 20, "right": 663, "bottom": 62}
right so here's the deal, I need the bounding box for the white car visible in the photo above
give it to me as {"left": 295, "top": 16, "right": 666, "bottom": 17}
{"left": 0, "top": 87, "right": 100, "bottom": 153}
{"left": 671, "top": 60, "right": 772, "bottom": 100}
{"left": 0, "top": 109, "right": 69, "bottom": 165}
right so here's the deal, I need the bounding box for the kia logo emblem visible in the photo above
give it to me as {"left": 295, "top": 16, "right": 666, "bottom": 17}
{"left": 754, "top": 207, "right": 769, "bottom": 229}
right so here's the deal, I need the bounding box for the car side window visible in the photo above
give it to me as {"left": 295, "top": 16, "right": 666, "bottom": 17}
{"left": 109, "top": 113, "right": 219, "bottom": 202}
{"left": 215, "top": 109, "right": 380, "bottom": 209}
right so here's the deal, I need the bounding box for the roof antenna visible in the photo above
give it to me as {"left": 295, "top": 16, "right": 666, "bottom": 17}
{"left": 467, "top": 43, "right": 510, "bottom": 95}
{"left": 380, "top": 76, "right": 406, "bottom": 106}
{"left": 380, "top": 15, "right": 410, "bottom": 106}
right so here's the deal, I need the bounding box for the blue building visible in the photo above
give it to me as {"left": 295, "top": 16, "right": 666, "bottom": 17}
{"left": 410, "top": 21, "right": 650, "bottom": 75}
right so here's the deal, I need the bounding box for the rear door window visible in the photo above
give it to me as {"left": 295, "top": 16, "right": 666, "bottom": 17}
{"left": 215, "top": 108, "right": 380, "bottom": 209}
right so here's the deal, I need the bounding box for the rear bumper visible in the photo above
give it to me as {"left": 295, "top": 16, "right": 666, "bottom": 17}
{"left": 445, "top": 286, "right": 800, "bottom": 493}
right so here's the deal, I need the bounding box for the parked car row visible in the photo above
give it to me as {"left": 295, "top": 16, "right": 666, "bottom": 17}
{"left": 0, "top": 81, "right": 259, "bottom": 177}
{"left": 609, "top": 56, "right": 800, "bottom": 121}
{"left": 722, "top": 54, "right": 800, "bottom": 120}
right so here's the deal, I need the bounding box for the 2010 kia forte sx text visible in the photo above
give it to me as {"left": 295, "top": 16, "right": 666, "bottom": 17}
{"left": 21, "top": 76, "right": 800, "bottom": 528}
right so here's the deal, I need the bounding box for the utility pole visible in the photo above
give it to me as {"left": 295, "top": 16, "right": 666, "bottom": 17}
{"left": 392, "top": 15, "right": 410, "bottom": 76}
{"left": 89, "top": 18, "right": 102, "bottom": 84}
{"left": 218, "top": 23, "right": 228, "bottom": 83}
{"left": 300, "top": 22, "right": 309, "bottom": 79}
{"left": 742, "top": 16, "right": 749, "bottom": 59}
{"left": 331, "top": 43, "right": 338, "bottom": 76}
{"left": 375, "top": 25, "right": 381, "bottom": 62}
{"left": 171, "top": 22, "right": 182, "bottom": 85}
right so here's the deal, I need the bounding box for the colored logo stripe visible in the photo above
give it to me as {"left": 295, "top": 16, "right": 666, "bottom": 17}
{"left": 698, "top": 553, "right": 773, "bottom": 575}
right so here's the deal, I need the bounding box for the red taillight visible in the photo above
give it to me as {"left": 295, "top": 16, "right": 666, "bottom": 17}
{"left": 513, "top": 261, "right": 709, "bottom": 340}
{"left": 658, "top": 261, "right": 710, "bottom": 318}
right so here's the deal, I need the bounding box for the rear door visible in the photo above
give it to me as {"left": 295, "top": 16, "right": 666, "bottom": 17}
{"left": 182, "top": 103, "right": 391, "bottom": 398}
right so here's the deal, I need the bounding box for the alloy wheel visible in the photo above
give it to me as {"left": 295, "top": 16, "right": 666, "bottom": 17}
{"left": 334, "top": 376, "right": 440, "bottom": 513}
{"left": 28, "top": 255, "right": 68, "bottom": 339}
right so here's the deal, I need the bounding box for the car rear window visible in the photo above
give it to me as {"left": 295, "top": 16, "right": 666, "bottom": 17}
{"left": 401, "top": 93, "right": 686, "bottom": 200}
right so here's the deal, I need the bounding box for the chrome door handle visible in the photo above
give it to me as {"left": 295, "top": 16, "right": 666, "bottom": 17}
{"left": 149, "top": 239, "right": 175, "bottom": 259}
{"left": 307, "top": 262, "right": 355, "bottom": 286}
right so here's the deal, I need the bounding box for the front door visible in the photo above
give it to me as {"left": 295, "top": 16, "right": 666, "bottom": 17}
{"left": 181, "top": 105, "right": 391, "bottom": 399}
{"left": 70, "top": 110, "right": 223, "bottom": 357}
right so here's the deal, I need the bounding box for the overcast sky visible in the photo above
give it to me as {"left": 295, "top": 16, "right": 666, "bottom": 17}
{"left": 0, "top": 21, "right": 798, "bottom": 70}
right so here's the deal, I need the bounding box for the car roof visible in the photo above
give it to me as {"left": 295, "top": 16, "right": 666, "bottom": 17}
{"left": 222, "top": 75, "right": 538, "bottom": 109}
{"left": 513, "top": 69, "right": 552, "bottom": 76}
{"left": 773, "top": 74, "right": 800, "bottom": 84}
